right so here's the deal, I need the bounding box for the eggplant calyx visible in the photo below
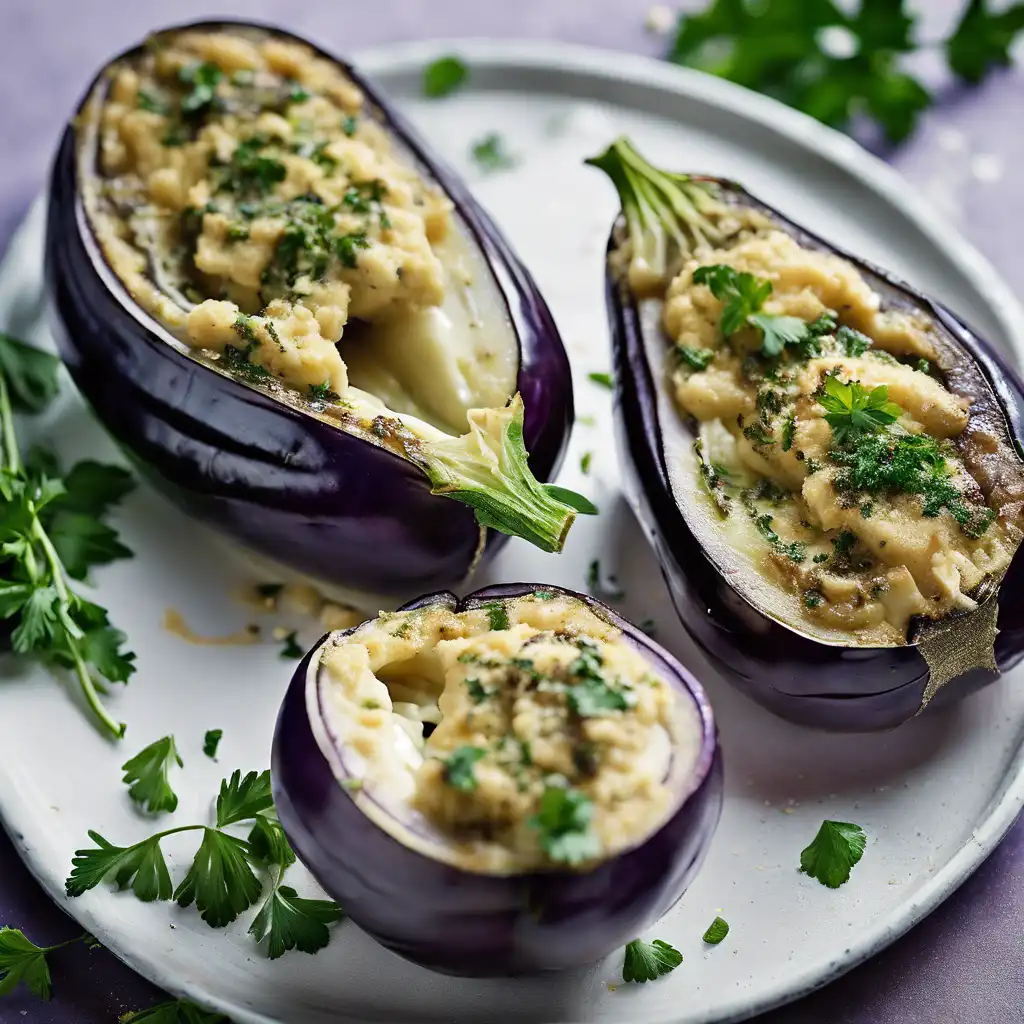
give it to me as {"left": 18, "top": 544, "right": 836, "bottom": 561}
{"left": 585, "top": 136, "right": 729, "bottom": 295}
{"left": 414, "top": 394, "right": 596, "bottom": 553}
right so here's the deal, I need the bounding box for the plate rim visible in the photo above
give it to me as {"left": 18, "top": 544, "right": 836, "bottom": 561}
{"left": 2, "top": 36, "right": 1024, "bottom": 1024}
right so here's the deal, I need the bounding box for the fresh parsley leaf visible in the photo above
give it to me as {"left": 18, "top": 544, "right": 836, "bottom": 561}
{"left": 749, "top": 313, "right": 813, "bottom": 358}
{"left": 781, "top": 415, "right": 796, "bottom": 452}
{"left": 947, "top": 0, "right": 1024, "bottom": 84}
{"left": 121, "top": 736, "right": 183, "bottom": 815}
{"left": 308, "top": 381, "right": 339, "bottom": 402}
{"left": 0, "top": 333, "right": 60, "bottom": 413}
{"left": 248, "top": 882, "right": 343, "bottom": 959}
{"left": 122, "top": 999, "right": 228, "bottom": 1023}
{"left": 173, "top": 828, "right": 263, "bottom": 928}
{"left": 443, "top": 746, "right": 487, "bottom": 791}
{"left": 588, "top": 371, "right": 614, "bottom": 389}
{"left": 837, "top": 325, "right": 872, "bottom": 357}
{"left": 621, "top": 937, "right": 682, "bottom": 983}
{"left": 530, "top": 785, "right": 600, "bottom": 865}
{"left": 481, "top": 601, "right": 509, "bottom": 631}
{"left": 693, "top": 263, "right": 771, "bottom": 334}
{"left": 567, "top": 678, "right": 631, "bottom": 717}
{"left": 702, "top": 916, "right": 730, "bottom": 944}
{"left": 818, "top": 376, "right": 902, "bottom": 441}
{"left": 179, "top": 62, "right": 224, "bottom": 115}
{"left": 247, "top": 814, "right": 296, "bottom": 868}
{"left": 799, "top": 819, "right": 867, "bottom": 888}
{"left": 675, "top": 343, "right": 715, "bottom": 370}
{"left": 0, "top": 927, "right": 56, "bottom": 999}
{"left": 203, "top": 729, "right": 223, "bottom": 759}
{"left": 423, "top": 55, "right": 468, "bottom": 97}
{"left": 54, "top": 460, "right": 135, "bottom": 516}
{"left": 66, "top": 829, "right": 175, "bottom": 902}
{"left": 333, "top": 232, "right": 370, "bottom": 268}
{"left": 470, "top": 132, "right": 518, "bottom": 172}
{"left": 216, "top": 769, "right": 275, "bottom": 827}
{"left": 279, "top": 630, "right": 303, "bottom": 659}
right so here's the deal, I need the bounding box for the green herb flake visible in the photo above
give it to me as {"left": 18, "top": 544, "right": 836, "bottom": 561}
{"left": 781, "top": 415, "right": 796, "bottom": 452}
{"left": 799, "top": 819, "right": 867, "bottom": 888}
{"left": 818, "top": 376, "right": 902, "bottom": 442}
{"left": 203, "top": 729, "right": 223, "bottom": 759}
{"left": 342, "top": 115, "right": 358, "bottom": 136}
{"left": 470, "top": 132, "right": 518, "bottom": 172}
{"left": 443, "top": 746, "right": 487, "bottom": 791}
{"left": 137, "top": 89, "right": 167, "bottom": 114}
{"left": 464, "top": 677, "right": 489, "bottom": 703}
{"left": 675, "top": 344, "right": 715, "bottom": 370}
{"left": 121, "top": 736, "right": 183, "bottom": 815}
{"left": 308, "top": 380, "right": 339, "bottom": 402}
{"left": 423, "top": 55, "right": 468, "bottom": 98}
{"left": 178, "top": 62, "right": 224, "bottom": 116}
{"left": 279, "top": 631, "right": 304, "bottom": 659}
{"left": 702, "top": 916, "right": 730, "bottom": 945}
{"left": 837, "top": 325, "right": 872, "bottom": 357}
{"left": 621, "top": 937, "right": 682, "bottom": 983}
{"left": 529, "top": 785, "right": 600, "bottom": 865}
{"left": 580, "top": 451, "right": 593, "bottom": 475}
{"left": 481, "top": 601, "right": 510, "bottom": 631}
{"left": 588, "top": 371, "right": 614, "bottom": 390}
{"left": 334, "top": 232, "right": 370, "bottom": 268}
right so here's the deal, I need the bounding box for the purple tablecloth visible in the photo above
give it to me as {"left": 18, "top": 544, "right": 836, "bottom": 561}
{"left": 2, "top": 1, "right": 1023, "bottom": 1021}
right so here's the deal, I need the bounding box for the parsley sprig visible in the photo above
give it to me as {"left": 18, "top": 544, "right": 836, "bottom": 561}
{"left": 529, "top": 783, "right": 600, "bottom": 865}
{"left": 621, "top": 937, "right": 683, "bottom": 983}
{"left": 121, "top": 735, "right": 183, "bottom": 814}
{"left": 0, "top": 333, "right": 136, "bottom": 738}
{"left": 667, "top": 0, "right": 1024, "bottom": 143}
{"left": 0, "top": 927, "right": 94, "bottom": 1000}
{"left": 66, "top": 770, "right": 343, "bottom": 958}
{"left": 799, "top": 819, "right": 867, "bottom": 888}
{"left": 122, "top": 1000, "right": 227, "bottom": 1023}
{"left": 817, "top": 376, "right": 902, "bottom": 442}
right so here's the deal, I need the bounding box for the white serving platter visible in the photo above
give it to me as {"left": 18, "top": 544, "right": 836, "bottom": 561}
{"left": 2, "top": 38, "right": 1024, "bottom": 1024}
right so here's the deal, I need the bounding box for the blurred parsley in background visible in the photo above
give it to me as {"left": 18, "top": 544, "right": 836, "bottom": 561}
{"left": 665, "top": 0, "right": 1024, "bottom": 142}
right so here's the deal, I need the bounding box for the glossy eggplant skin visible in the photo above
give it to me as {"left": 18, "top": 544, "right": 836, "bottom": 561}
{"left": 272, "top": 583, "right": 722, "bottom": 976}
{"left": 44, "top": 20, "right": 573, "bottom": 596}
{"left": 606, "top": 187, "right": 1024, "bottom": 732}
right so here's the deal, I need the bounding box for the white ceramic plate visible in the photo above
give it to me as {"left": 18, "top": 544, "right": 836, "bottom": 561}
{"left": 2, "top": 39, "right": 1024, "bottom": 1024}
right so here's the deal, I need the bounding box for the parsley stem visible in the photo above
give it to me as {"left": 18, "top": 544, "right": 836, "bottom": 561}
{"left": 0, "top": 374, "right": 20, "bottom": 474}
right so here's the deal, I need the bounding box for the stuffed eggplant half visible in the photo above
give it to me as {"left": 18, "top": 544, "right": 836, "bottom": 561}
{"left": 272, "top": 583, "right": 721, "bottom": 975}
{"left": 45, "top": 22, "right": 585, "bottom": 595}
{"left": 589, "top": 138, "right": 1024, "bottom": 731}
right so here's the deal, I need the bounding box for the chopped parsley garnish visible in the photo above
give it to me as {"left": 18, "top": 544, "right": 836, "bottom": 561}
{"left": 279, "top": 631, "right": 303, "bottom": 659}
{"left": 799, "top": 819, "right": 867, "bottom": 888}
{"left": 530, "top": 785, "right": 600, "bottom": 865}
{"left": 621, "top": 937, "right": 683, "bottom": 983}
{"left": 675, "top": 344, "right": 715, "bottom": 370}
{"left": 817, "top": 376, "right": 902, "bottom": 442}
{"left": 802, "top": 589, "right": 824, "bottom": 609}
{"left": 423, "top": 55, "right": 469, "bottom": 97}
{"left": 137, "top": 89, "right": 167, "bottom": 114}
{"left": 693, "top": 264, "right": 824, "bottom": 358}
{"left": 443, "top": 746, "right": 487, "bottom": 791}
{"left": 860, "top": 501, "right": 874, "bottom": 518}
{"left": 837, "top": 325, "right": 872, "bottom": 357}
{"left": 288, "top": 81, "right": 311, "bottom": 104}
{"left": 580, "top": 451, "right": 593, "bottom": 475}
{"left": 702, "top": 916, "right": 730, "bottom": 944}
{"left": 203, "top": 729, "right": 223, "bottom": 759}
{"left": 480, "top": 601, "right": 509, "bottom": 631}
{"left": 753, "top": 512, "right": 806, "bottom": 563}
{"left": 568, "top": 678, "right": 631, "bottom": 717}
{"left": 342, "top": 115, "right": 358, "bottom": 136}
{"left": 781, "top": 415, "right": 796, "bottom": 451}
{"left": 471, "top": 132, "right": 518, "bottom": 172}
{"left": 217, "top": 136, "right": 286, "bottom": 197}
{"left": 308, "top": 381, "right": 339, "bottom": 402}
{"left": 464, "top": 678, "right": 489, "bottom": 703}
{"left": 588, "top": 371, "right": 614, "bottom": 389}
{"left": 179, "top": 62, "right": 224, "bottom": 115}
{"left": 831, "top": 529, "right": 857, "bottom": 561}
{"left": 916, "top": 358, "right": 932, "bottom": 374}
{"left": 121, "top": 736, "right": 183, "bottom": 815}
{"left": 743, "top": 422, "right": 775, "bottom": 446}
{"left": 333, "top": 232, "right": 370, "bottom": 268}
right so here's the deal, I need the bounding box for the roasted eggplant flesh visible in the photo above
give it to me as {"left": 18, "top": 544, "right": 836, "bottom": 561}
{"left": 590, "top": 138, "right": 1024, "bottom": 655}
{"left": 272, "top": 584, "right": 722, "bottom": 974}
{"left": 66, "top": 24, "right": 585, "bottom": 558}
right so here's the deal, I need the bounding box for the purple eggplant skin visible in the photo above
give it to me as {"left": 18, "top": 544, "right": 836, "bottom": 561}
{"left": 44, "top": 20, "right": 573, "bottom": 596}
{"left": 272, "top": 583, "right": 723, "bottom": 976}
{"left": 606, "top": 188, "right": 1024, "bottom": 733}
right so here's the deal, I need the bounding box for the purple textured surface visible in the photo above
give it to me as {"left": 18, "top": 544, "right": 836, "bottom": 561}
{"left": 1, "top": 1, "right": 1023, "bottom": 1022}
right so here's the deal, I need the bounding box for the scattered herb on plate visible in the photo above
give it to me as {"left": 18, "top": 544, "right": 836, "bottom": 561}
{"left": 203, "top": 728, "right": 223, "bottom": 759}
{"left": 0, "top": 332, "right": 136, "bottom": 738}
{"left": 121, "top": 735, "right": 183, "bottom": 815}
{"left": 800, "top": 819, "right": 867, "bottom": 888}
{"left": 580, "top": 452, "right": 593, "bottom": 475}
{"left": 279, "top": 630, "right": 304, "bottom": 659}
{"left": 702, "top": 916, "right": 730, "bottom": 944}
{"left": 122, "top": 999, "right": 228, "bottom": 1023}
{"left": 588, "top": 371, "right": 614, "bottom": 389}
{"left": 621, "top": 937, "right": 683, "bottom": 983}
{"left": 470, "top": 132, "right": 518, "bottom": 172}
{"left": 423, "top": 55, "right": 468, "bottom": 98}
